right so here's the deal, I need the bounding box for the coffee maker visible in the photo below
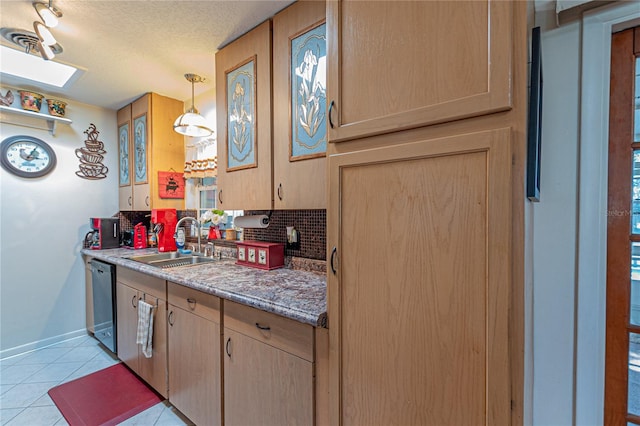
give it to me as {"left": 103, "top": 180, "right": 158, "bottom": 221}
{"left": 151, "top": 208, "right": 177, "bottom": 252}
{"left": 88, "top": 218, "right": 120, "bottom": 249}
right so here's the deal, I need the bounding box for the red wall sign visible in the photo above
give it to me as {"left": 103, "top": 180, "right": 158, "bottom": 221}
{"left": 157, "top": 171, "right": 185, "bottom": 199}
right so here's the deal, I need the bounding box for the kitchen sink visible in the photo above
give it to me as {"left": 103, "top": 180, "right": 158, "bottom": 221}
{"left": 129, "top": 252, "right": 217, "bottom": 269}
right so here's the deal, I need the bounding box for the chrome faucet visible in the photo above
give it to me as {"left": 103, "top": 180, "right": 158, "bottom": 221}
{"left": 174, "top": 216, "right": 201, "bottom": 253}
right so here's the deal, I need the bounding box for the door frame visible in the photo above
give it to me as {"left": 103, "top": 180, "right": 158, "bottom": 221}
{"left": 576, "top": 3, "right": 640, "bottom": 424}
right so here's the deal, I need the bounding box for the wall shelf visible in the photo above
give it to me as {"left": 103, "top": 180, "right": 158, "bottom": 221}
{"left": 0, "top": 105, "right": 72, "bottom": 136}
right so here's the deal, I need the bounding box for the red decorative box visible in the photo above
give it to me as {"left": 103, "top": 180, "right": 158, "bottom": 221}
{"left": 236, "top": 241, "right": 285, "bottom": 270}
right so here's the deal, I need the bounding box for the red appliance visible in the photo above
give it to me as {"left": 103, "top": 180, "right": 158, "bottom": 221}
{"left": 133, "top": 223, "right": 147, "bottom": 249}
{"left": 151, "top": 208, "right": 177, "bottom": 252}
{"left": 88, "top": 218, "right": 120, "bottom": 250}
{"left": 236, "top": 241, "right": 284, "bottom": 270}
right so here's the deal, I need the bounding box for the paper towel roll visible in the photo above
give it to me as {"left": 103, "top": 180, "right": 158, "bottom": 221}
{"left": 234, "top": 214, "right": 269, "bottom": 229}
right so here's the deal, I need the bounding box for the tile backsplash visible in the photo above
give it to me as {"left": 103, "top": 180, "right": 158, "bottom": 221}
{"left": 94, "top": 209, "right": 325, "bottom": 261}
{"left": 243, "top": 210, "right": 326, "bottom": 260}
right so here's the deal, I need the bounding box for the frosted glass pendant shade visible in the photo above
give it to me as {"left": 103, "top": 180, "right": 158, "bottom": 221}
{"left": 173, "top": 111, "right": 213, "bottom": 137}
{"left": 173, "top": 73, "right": 213, "bottom": 137}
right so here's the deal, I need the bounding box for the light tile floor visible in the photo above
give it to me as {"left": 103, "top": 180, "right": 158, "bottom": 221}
{"left": 0, "top": 335, "right": 191, "bottom": 426}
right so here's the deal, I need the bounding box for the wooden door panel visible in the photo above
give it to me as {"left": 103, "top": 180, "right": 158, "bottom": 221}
{"left": 138, "top": 297, "right": 167, "bottom": 398}
{"left": 272, "top": 0, "right": 327, "bottom": 209}
{"left": 328, "top": 128, "right": 511, "bottom": 425}
{"left": 215, "top": 21, "right": 273, "bottom": 210}
{"left": 168, "top": 305, "right": 221, "bottom": 426}
{"left": 327, "top": 0, "right": 512, "bottom": 142}
{"left": 116, "top": 282, "right": 138, "bottom": 373}
{"left": 224, "top": 329, "right": 313, "bottom": 426}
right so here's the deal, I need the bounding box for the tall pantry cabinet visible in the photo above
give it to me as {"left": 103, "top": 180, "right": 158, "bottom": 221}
{"left": 326, "top": 1, "right": 528, "bottom": 425}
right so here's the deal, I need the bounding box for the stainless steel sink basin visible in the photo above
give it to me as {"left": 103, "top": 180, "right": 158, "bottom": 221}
{"left": 129, "top": 252, "right": 217, "bottom": 269}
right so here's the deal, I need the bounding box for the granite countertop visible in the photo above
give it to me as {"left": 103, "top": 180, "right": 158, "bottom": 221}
{"left": 81, "top": 248, "right": 327, "bottom": 328}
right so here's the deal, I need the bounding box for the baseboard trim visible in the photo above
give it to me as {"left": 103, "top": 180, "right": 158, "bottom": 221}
{"left": 0, "top": 329, "right": 91, "bottom": 360}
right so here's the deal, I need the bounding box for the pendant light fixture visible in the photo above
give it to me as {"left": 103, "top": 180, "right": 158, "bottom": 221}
{"left": 173, "top": 73, "right": 214, "bottom": 138}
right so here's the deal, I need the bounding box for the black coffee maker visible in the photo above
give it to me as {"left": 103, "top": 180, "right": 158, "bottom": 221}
{"left": 86, "top": 218, "right": 120, "bottom": 249}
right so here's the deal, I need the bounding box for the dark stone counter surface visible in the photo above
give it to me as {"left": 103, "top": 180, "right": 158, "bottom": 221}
{"left": 82, "top": 248, "right": 327, "bottom": 328}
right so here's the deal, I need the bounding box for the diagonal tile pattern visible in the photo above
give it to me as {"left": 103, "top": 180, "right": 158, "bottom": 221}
{"left": 0, "top": 335, "right": 192, "bottom": 426}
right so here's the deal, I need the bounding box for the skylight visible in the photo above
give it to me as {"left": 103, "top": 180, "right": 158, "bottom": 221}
{"left": 0, "top": 45, "right": 79, "bottom": 88}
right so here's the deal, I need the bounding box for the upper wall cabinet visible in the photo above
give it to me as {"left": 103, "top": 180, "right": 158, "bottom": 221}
{"left": 272, "top": 0, "right": 327, "bottom": 209}
{"left": 326, "top": 0, "right": 513, "bottom": 143}
{"left": 117, "top": 93, "right": 185, "bottom": 211}
{"left": 216, "top": 21, "right": 272, "bottom": 210}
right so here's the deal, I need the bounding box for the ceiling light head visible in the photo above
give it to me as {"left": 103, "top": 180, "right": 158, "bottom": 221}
{"left": 33, "top": 21, "right": 56, "bottom": 46}
{"left": 33, "top": 1, "right": 62, "bottom": 28}
{"left": 174, "top": 73, "right": 213, "bottom": 137}
{"left": 37, "top": 40, "right": 55, "bottom": 60}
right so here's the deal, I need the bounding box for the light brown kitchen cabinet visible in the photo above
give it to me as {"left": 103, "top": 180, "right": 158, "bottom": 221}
{"left": 326, "top": 0, "right": 513, "bottom": 143}
{"left": 115, "top": 266, "right": 168, "bottom": 398}
{"left": 117, "top": 93, "right": 185, "bottom": 211}
{"left": 223, "top": 301, "right": 314, "bottom": 426}
{"left": 272, "top": 0, "right": 327, "bottom": 209}
{"left": 167, "top": 282, "right": 222, "bottom": 426}
{"left": 327, "top": 128, "right": 513, "bottom": 425}
{"left": 215, "top": 21, "right": 272, "bottom": 210}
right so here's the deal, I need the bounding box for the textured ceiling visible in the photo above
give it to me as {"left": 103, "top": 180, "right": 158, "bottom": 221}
{"left": 0, "top": 0, "right": 294, "bottom": 110}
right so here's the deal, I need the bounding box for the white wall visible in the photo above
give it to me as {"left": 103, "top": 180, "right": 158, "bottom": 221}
{"left": 532, "top": 20, "right": 581, "bottom": 425}
{"left": 532, "top": 2, "right": 640, "bottom": 424}
{"left": 0, "top": 87, "right": 117, "bottom": 357}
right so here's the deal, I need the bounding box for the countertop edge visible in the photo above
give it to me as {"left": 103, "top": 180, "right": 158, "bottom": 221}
{"left": 82, "top": 248, "right": 327, "bottom": 328}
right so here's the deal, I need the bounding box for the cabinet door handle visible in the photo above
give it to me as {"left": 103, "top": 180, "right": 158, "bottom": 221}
{"left": 255, "top": 323, "right": 271, "bottom": 331}
{"left": 328, "top": 100, "right": 335, "bottom": 128}
{"left": 330, "top": 247, "right": 337, "bottom": 275}
{"left": 131, "top": 295, "right": 137, "bottom": 308}
{"left": 145, "top": 196, "right": 150, "bottom": 207}
{"left": 277, "top": 183, "right": 283, "bottom": 201}
{"left": 226, "top": 337, "right": 232, "bottom": 358}
{"left": 186, "top": 298, "right": 196, "bottom": 310}
{"left": 128, "top": 196, "right": 132, "bottom": 207}
{"left": 168, "top": 310, "right": 174, "bottom": 326}
{"left": 218, "top": 189, "right": 223, "bottom": 205}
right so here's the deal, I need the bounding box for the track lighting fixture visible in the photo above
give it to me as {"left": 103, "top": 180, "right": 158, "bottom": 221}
{"left": 32, "top": 0, "right": 62, "bottom": 60}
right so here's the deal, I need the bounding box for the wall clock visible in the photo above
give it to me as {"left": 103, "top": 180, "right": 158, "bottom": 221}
{"left": 1, "top": 135, "right": 57, "bottom": 178}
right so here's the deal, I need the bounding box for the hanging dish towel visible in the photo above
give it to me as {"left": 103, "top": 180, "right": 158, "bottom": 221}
{"left": 136, "top": 299, "right": 154, "bottom": 358}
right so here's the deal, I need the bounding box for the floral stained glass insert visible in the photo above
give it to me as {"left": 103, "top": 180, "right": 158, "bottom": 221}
{"left": 291, "top": 23, "right": 327, "bottom": 160}
{"left": 133, "top": 115, "right": 147, "bottom": 184}
{"left": 227, "top": 59, "right": 256, "bottom": 171}
{"left": 118, "top": 123, "right": 130, "bottom": 186}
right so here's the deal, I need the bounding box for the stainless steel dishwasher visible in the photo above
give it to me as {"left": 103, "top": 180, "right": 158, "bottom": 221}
{"left": 90, "top": 259, "right": 117, "bottom": 353}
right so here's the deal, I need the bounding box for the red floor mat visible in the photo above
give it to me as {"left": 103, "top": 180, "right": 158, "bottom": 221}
{"left": 48, "top": 363, "right": 163, "bottom": 426}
